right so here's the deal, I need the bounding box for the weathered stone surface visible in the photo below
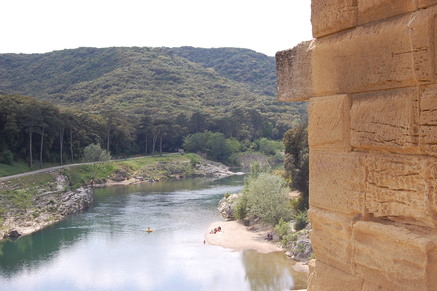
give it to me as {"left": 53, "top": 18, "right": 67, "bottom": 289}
{"left": 309, "top": 95, "right": 351, "bottom": 151}
{"left": 311, "top": 0, "right": 358, "bottom": 38}
{"left": 277, "top": 1, "right": 437, "bottom": 290}
{"left": 364, "top": 153, "right": 437, "bottom": 228}
{"left": 360, "top": 281, "right": 398, "bottom": 291}
{"left": 312, "top": 8, "right": 437, "bottom": 96}
{"left": 420, "top": 85, "right": 437, "bottom": 156}
{"left": 418, "top": 0, "right": 437, "bottom": 8}
{"left": 310, "top": 151, "right": 365, "bottom": 214}
{"left": 309, "top": 207, "right": 357, "bottom": 273}
{"left": 352, "top": 221, "right": 437, "bottom": 290}
{"left": 425, "top": 158, "right": 437, "bottom": 222}
{"left": 307, "top": 260, "right": 364, "bottom": 291}
{"left": 276, "top": 41, "right": 313, "bottom": 101}
{"left": 277, "top": 7, "right": 437, "bottom": 101}
{"left": 427, "top": 243, "right": 437, "bottom": 290}
{"left": 358, "top": 0, "right": 417, "bottom": 25}
{"left": 351, "top": 87, "right": 420, "bottom": 153}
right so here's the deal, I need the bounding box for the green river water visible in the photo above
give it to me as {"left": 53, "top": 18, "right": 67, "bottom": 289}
{"left": 0, "top": 175, "right": 307, "bottom": 291}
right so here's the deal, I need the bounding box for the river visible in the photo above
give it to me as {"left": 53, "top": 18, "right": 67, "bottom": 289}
{"left": 0, "top": 175, "right": 307, "bottom": 291}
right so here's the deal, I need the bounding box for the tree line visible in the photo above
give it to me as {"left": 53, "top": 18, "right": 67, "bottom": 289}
{"left": 0, "top": 94, "right": 291, "bottom": 169}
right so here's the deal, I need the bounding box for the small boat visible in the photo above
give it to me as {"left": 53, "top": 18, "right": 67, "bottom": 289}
{"left": 145, "top": 227, "right": 154, "bottom": 233}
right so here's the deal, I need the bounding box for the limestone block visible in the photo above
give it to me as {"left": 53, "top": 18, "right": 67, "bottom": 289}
{"left": 311, "top": 0, "right": 358, "bottom": 38}
{"left": 352, "top": 221, "right": 437, "bottom": 290}
{"left": 361, "top": 281, "right": 398, "bottom": 291}
{"left": 309, "top": 95, "right": 351, "bottom": 151}
{"left": 420, "top": 85, "right": 437, "bottom": 156}
{"left": 351, "top": 87, "right": 420, "bottom": 154}
{"left": 364, "top": 153, "right": 437, "bottom": 228}
{"left": 276, "top": 41, "right": 313, "bottom": 102}
{"left": 426, "top": 159, "right": 437, "bottom": 221}
{"left": 311, "top": 7, "right": 437, "bottom": 96}
{"left": 358, "top": 0, "right": 417, "bottom": 25}
{"left": 418, "top": 0, "right": 437, "bottom": 8}
{"left": 307, "top": 260, "right": 364, "bottom": 291}
{"left": 309, "top": 151, "right": 365, "bottom": 214}
{"left": 427, "top": 243, "right": 437, "bottom": 290}
{"left": 309, "top": 207, "right": 357, "bottom": 273}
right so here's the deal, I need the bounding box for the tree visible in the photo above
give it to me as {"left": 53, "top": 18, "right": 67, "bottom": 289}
{"left": 136, "top": 114, "right": 153, "bottom": 154}
{"left": 283, "top": 124, "right": 309, "bottom": 210}
{"left": 83, "top": 143, "right": 111, "bottom": 162}
{"left": 189, "top": 111, "right": 207, "bottom": 133}
{"left": 37, "top": 101, "right": 59, "bottom": 169}
{"left": 183, "top": 131, "right": 233, "bottom": 163}
{"left": 151, "top": 123, "right": 168, "bottom": 156}
{"left": 244, "top": 172, "right": 293, "bottom": 224}
{"left": 82, "top": 143, "right": 111, "bottom": 187}
{"left": 21, "top": 99, "right": 43, "bottom": 170}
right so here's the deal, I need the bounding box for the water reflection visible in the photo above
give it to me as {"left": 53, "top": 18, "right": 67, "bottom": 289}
{"left": 0, "top": 176, "right": 307, "bottom": 290}
{"left": 0, "top": 219, "right": 90, "bottom": 277}
{"left": 241, "top": 250, "right": 307, "bottom": 291}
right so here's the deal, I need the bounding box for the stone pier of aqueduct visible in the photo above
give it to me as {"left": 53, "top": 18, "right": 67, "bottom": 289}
{"left": 276, "top": 1, "right": 437, "bottom": 290}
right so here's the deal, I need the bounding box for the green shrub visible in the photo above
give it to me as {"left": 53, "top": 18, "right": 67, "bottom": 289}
{"left": 289, "top": 196, "right": 306, "bottom": 212}
{"left": 294, "top": 211, "right": 309, "bottom": 231}
{"left": 255, "top": 138, "right": 284, "bottom": 156}
{"left": 274, "top": 219, "right": 290, "bottom": 238}
{"left": 282, "top": 232, "right": 298, "bottom": 247}
{"left": 245, "top": 172, "right": 292, "bottom": 224}
{"left": 11, "top": 189, "right": 33, "bottom": 211}
{"left": 234, "top": 193, "right": 248, "bottom": 220}
{"left": 274, "top": 219, "right": 298, "bottom": 247}
{"left": 83, "top": 143, "right": 111, "bottom": 162}
{"left": 0, "top": 149, "right": 14, "bottom": 165}
{"left": 187, "top": 154, "right": 201, "bottom": 166}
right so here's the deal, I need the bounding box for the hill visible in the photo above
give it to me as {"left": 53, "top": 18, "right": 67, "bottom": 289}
{"left": 0, "top": 47, "right": 308, "bottom": 167}
{"left": 0, "top": 46, "right": 306, "bottom": 125}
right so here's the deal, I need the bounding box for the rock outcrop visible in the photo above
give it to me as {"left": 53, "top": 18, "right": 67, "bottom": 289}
{"left": 276, "top": 1, "right": 437, "bottom": 290}
{"left": 0, "top": 176, "right": 93, "bottom": 240}
{"left": 218, "top": 193, "right": 241, "bottom": 220}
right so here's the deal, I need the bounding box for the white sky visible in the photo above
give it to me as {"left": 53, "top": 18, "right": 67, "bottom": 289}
{"left": 1, "top": 0, "right": 312, "bottom": 56}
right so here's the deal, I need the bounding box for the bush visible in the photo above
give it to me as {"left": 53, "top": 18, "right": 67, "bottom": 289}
{"left": 274, "top": 219, "right": 290, "bottom": 238}
{"left": 0, "top": 149, "right": 14, "bottom": 165}
{"left": 234, "top": 193, "right": 248, "bottom": 220}
{"left": 187, "top": 154, "right": 201, "bottom": 166}
{"left": 83, "top": 144, "right": 111, "bottom": 162}
{"left": 255, "top": 138, "right": 284, "bottom": 156}
{"left": 294, "top": 211, "right": 309, "bottom": 231}
{"left": 183, "top": 131, "right": 231, "bottom": 163}
{"left": 274, "top": 219, "right": 298, "bottom": 247}
{"left": 289, "top": 196, "right": 306, "bottom": 212}
{"left": 244, "top": 172, "right": 292, "bottom": 224}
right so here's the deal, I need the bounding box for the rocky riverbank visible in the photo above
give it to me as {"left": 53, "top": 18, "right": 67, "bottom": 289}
{"left": 0, "top": 174, "right": 93, "bottom": 240}
{"left": 0, "top": 154, "right": 238, "bottom": 241}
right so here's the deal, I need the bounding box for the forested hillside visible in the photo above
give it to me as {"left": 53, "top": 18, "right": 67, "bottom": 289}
{"left": 0, "top": 47, "right": 305, "bottom": 123}
{"left": 0, "top": 47, "right": 307, "bottom": 168}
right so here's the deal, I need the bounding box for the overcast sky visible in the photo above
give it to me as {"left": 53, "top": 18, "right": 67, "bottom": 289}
{"left": 1, "top": 0, "right": 312, "bottom": 56}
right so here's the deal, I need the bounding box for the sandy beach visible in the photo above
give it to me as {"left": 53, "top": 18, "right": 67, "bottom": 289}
{"left": 204, "top": 220, "right": 283, "bottom": 253}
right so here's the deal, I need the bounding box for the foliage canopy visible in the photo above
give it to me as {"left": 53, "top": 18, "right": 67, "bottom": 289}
{"left": 241, "top": 172, "right": 293, "bottom": 224}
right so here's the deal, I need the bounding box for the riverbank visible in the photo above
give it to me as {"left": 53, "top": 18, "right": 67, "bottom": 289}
{"left": 205, "top": 220, "right": 310, "bottom": 276}
{"left": 0, "top": 154, "right": 238, "bottom": 241}
{"left": 205, "top": 220, "right": 282, "bottom": 253}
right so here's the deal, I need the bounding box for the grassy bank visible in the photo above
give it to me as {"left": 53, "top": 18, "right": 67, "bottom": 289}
{"left": 63, "top": 154, "right": 199, "bottom": 189}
